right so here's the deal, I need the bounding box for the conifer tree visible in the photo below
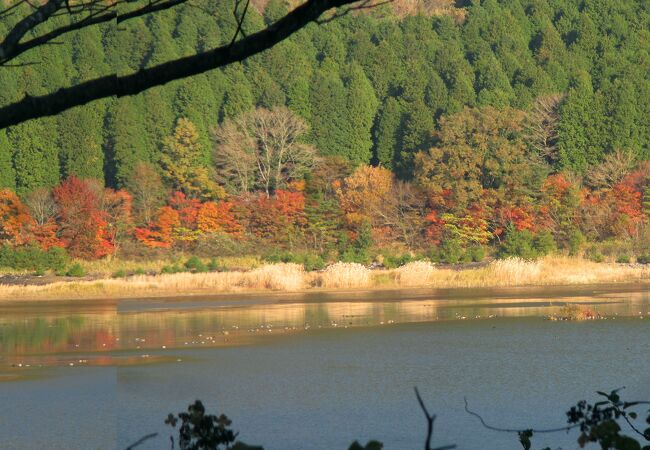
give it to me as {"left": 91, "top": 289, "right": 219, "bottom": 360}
{"left": 160, "top": 118, "right": 223, "bottom": 200}
{"left": 344, "top": 63, "right": 379, "bottom": 165}
{"left": 0, "top": 131, "right": 15, "bottom": 189}
{"left": 397, "top": 100, "right": 434, "bottom": 179}
{"left": 220, "top": 65, "right": 255, "bottom": 121}
{"left": 309, "top": 62, "right": 349, "bottom": 160}
{"left": 373, "top": 97, "right": 403, "bottom": 169}
{"left": 9, "top": 119, "right": 60, "bottom": 195}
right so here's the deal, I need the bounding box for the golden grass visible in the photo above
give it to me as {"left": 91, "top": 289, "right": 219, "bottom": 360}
{"left": 241, "top": 263, "right": 305, "bottom": 291}
{"left": 395, "top": 261, "right": 437, "bottom": 287}
{"left": 0, "top": 256, "right": 648, "bottom": 301}
{"left": 316, "top": 262, "right": 372, "bottom": 289}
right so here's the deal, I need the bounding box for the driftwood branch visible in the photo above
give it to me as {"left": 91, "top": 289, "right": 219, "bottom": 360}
{"left": 0, "top": 0, "right": 362, "bottom": 129}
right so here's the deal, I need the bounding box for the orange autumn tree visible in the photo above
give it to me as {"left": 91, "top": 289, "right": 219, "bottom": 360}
{"left": 196, "top": 201, "right": 242, "bottom": 235}
{"left": 135, "top": 206, "right": 180, "bottom": 248}
{"left": 334, "top": 165, "right": 394, "bottom": 228}
{"left": 0, "top": 189, "right": 33, "bottom": 246}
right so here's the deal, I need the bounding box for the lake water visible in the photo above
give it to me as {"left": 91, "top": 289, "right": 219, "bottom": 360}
{"left": 1, "top": 285, "right": 649, "bottom": 450}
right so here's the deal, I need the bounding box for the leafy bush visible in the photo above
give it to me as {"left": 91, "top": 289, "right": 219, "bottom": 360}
{"left": 65, "top": 263, "right": 85, "bottom": 277}
{"left": 425, "top": 246, "right": 441, "bottom": 263}
{"left": 499, "top": 228, "right": 557, "bottom": 260}
{"left": 585, "top": 246, "right": 605, "bottom": 263}
{"left": 616, "top": 254, "right": 630, "bottom": 264}
{"left": 381, "top": 251, "right": 413, "bottom": 269}
{"left": 498, "top": 229, "right": 537, "bottom": 260}
{"left": 161, "top": 264, "right": 183, "bottom": 274}
{"left": 112, "top": 269, "right": 127, "bottom": 278}
{"left": 207, "top": 258, "right": 224, "bottom": 272}
{"left": 0, "top": 245, "right": 70, "bottom": 272}
{"left": 567, "top": 228, "right": 585, "bottom": 256}
{"left": 533, "top": 231, "right": 557, "bottom": 256}
{"left": 637, "top": 254, "right": 650, "bottom": 264}
{"left": 185, "top": 256, "right": 208, "bottom": 272}
{"left": 134, "top": 267, "right": 146, "bottom": 275}
{"left": 440, "top": 239, "right": 463, "bottom": 264}
{"left": 466, "top": 245, "right": 486, "bottom": 262}
{"left": 263, "top": 251, "right": 326, "bottom": 271}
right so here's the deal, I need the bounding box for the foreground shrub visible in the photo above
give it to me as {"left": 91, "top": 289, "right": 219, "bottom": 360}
{"left": 585, "top": 246, "right": 605, "bottom": 263}
{"left": 185, "top": 256, "right": 208, "bottom": 273}
{"left": 0, "top": 245, "right": 69, "bottom": 272}
{"left": 380, "top": 251, "right": 414, "bottom": 269}
{"left": 65, "top": 263, "right": 85, "bottom": 277}
{"left": 499, "top": 228, "right": 556, "bottom": 260}
{"left": 637, "top": 254, "right": 650, "bottom": 264}
{"left": 616, "top": 254, "right": 630, "bottom": 264}
{"left": 466, "top": 245, "right": 486, "bottom": 262}
{"left": 319, "top": 262, "right": 371, "bottom": 289}
{"left": 439, "top": 239, "right": 463, "bottom": 264}
{"left": 263, "top": 251, "right": 325, "bottom": 271}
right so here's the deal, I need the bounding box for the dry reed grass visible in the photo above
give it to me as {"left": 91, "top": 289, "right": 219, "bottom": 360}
{"left": 0, "top": 257, "right": 647, "bottom": 301}
{"left": 241, "top": 263, "right": 305, "bottom": 291}
{"left": 317, "top": 262, "right": 372, "bottom": 289}
{"left": 395, "top": 261, "right": 437, "bottom": 287}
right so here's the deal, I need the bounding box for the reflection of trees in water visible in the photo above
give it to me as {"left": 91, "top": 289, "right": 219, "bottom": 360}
{"left": 0, "top": 313, "right": 116, "bottom": 355}
{"left": 2, "top": 293, "right": 648, "bottom": 357}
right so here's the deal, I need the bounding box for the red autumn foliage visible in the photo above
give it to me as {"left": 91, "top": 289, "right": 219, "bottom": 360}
{"left": 497, "top": 205, "right": 536, "bottom": 232}
{"left": 53, "top": 176, "right": 113, "bottom": 258}
{"left": 168, "top": 191, "right": 201, "bottom": 229}
{"left": 424, "top": 210, "right": 444, "bottom": 244}
{"left": 245, "top": 190, "right": 306, "bottom": 241}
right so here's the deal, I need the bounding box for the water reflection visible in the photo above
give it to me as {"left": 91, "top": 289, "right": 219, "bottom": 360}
{"left": 1, "top": 285, "right": 649, "bottom": 375}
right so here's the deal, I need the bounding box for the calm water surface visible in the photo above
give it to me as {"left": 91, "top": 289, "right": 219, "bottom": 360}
{"left": 1, "top": 285, "right": 649, "bottom": 449}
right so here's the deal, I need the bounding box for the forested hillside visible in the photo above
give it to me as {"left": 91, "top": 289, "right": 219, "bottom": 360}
{"left": 0, "top": 0, "right": 649, "bottom": 267}
{"left": 1, "top": 0, "right": 649, "bottom": 189}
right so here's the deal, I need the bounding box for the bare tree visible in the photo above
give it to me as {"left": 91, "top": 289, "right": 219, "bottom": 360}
{"left": 213, "top": 107, "right": 316, "bottom": 197}
{"left": 523, "top": 94, "right": 564, "bottom": 166}
{"left": 0, "top": 0, "right": 378, "bottom": 129}
{"left": 24, "top": 187, "right": 57, "bottom": 225}
{"left": 124, "top": 162, "right": 167, "bottom": 225}
{"left": 585, "top": 148, "right": 637, "bottom": 190}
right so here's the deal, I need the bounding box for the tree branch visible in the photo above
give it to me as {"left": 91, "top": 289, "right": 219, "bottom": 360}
{"left": 0, "top": 0, "right": 66, "bottom": 62}
{"left": 124, "top": 432, "right": 158, "bottom": 450}
{"left": 464, "top": 398, "right": 580, "bottom": 434}
{"left": 414, "top": 387, "right": 457, "bottom": 450}
{"left": 0, "top": 0, "right": 363, "bottom": 129}
{"left": 0, "top": 0, "right": 192, "bottom": 65}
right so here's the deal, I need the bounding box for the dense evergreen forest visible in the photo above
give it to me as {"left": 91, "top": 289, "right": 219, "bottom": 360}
{"left": 2, "top": 0, "right": 650, "bottom": 189}
{"left": 0, "top": 0, "right": 649, "bottom": 267}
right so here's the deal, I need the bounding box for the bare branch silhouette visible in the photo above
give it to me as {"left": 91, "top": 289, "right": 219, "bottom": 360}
{"left": 414, "top": 387, "right": 456, "bottom": 450}
{"left": 124, "top": 432, "right": 158, "bottom": 450}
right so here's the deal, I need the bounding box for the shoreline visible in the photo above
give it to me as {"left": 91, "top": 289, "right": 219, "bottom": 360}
{"left": 1, "top": 256, "right": 649, "bottom": 303}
